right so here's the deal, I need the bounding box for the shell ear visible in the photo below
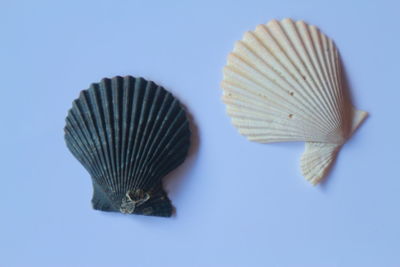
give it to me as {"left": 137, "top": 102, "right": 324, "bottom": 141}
{"left": 91, "top": 181, "right": 117, "bottom": 212}
{"left": 300, "top": 142, "right": 341, "bottom": 185}
{"left": 300, "top": 108, "right": 368, "bottom": 185}
{"left": 133, "top": 190, "right": 174, "bottom": 217}
{"left": 350, "top": 108, "right": 368, "bottom": 137}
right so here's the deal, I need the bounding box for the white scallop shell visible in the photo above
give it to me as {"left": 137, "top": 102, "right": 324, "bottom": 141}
{"left": 222, "top": 18, "right": 368, "bottom": 185}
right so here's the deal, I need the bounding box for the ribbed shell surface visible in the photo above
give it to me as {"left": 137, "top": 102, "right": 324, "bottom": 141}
{"left": 222, "top": 18, "right": 367, "bottom": 184}
{"left": 65, "top": 76, "right": 191, "bottom": 217}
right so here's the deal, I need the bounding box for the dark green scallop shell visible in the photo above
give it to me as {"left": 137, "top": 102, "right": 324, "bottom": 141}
{"left": 64, "top": 76, "right": 191, "bottom": 217}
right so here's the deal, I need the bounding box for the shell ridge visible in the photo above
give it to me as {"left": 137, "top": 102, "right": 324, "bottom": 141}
{"left": 65, "top": 129, "right": 97, "bottom": 177}
{"left": 319, "top": 36, "right": 346, "bottom": 135}
{"left": 227, "top": 52, "right": 327, "bottom": 127}
{"left": 266, "top": 21, "right": 330, "bottom": 121}
{"left": 223, "top": 83, "right": 330, "bottom": 136}
{"left": 124, "top": 78, "right": 146, "bottom": 192}
{"left": 131, "top": 84, "right": 163, "bottom": 190}
{"left": 223, "top": 80, "right": 330, "bottom": 136}
{"left": 138, "top": 111, "right": 189, "bottom": 189}
{"left": 132, "top": 89, "right": 173, "bottom": 190}
{"left": 227, "top": 106, "right": 321, "bottom": 136}
{"left": 236, "top": 36, "right": 326, "bottom": 121}
{"left": 312, "top": 31, "right": 341, "bottom": 116}
{"left": 307, "top": 26, "right": 343, "bottom": 129}
{"left": 111, "top": 77, "right": 124, "bottom": 195}
{"left": 82, "top": 88, "right": 117, "bottom": 190}
{"left": 250, "top": 27, "right": 332, "bottom": 126}
{"left": 314, "top": 32, "right": 347, "bottom": 139}
{"left": 135, "top": 98, "right": 182, "bottom": 186}
{"left": 148, "top": 132, "right": 190, "bottom": 185}
{"left": 119, "top": 76, "right": 133, "bottom": 195}
{"left": 122, "top": 78, "right": 141, "bottom": 193}
{"left": 65, "top": 114, "right": 104, "bottom": 181}
{"left": 70, "top": 96, "right": 109, "bottom": 185}
{"left": 89, "top": 83, "right": 116, "bottom": 189}
{"left": 151, "top": 146, "right": 188, "bottom": 182}
{"left": 74, "top": 93, "right": 105, "bottom": 182}
{"left": 223, "top": 76, "right": 328, "bottom": 141}
{"left": 232, "top": 119, "right": 322, "bottom": 141}
{"left": 277, "top": 20, "right": 337, "bottom": 129}
{"left": 329, "top": 40, "right": 349, "bottom": 135}
{"left": 296, "top": 22, "right": 342, "bottom": 129}
{"left": 128, "top": 81, "right": 155, "bottom": 191}
{"left": 255, "top": 24, "right": 334, "bottom": 131}
{"left": 288, "top": 20, "right": 338, "bottom": 126}
{"left": 272, "top": 20, "right": 346, "bottom": 142}
{"left": 313, "top": 27, "right": 344, "bottom": 128}
{"left": 65, "top": 115, "right": 95, "bottom": 169}
{"left": 99, "top": 79, "right": 119, "bottom": 193}
{"left": 136, "top": 104, "right": 187, "bottom": 189}
{"left": 223, "top": 66, "right": 330, "bottom": 136}
{"left": 321, "top": 37, "right": 344, "bottom": 129}
{"left": 243, "top": 32, "right": 311, "bottom": 97}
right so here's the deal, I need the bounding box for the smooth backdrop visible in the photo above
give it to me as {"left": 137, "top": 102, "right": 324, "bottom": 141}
{"left": 1, "top": 0, "right": 399, "bottom": 266}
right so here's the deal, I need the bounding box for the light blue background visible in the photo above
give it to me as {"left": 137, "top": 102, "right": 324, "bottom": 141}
{"left": 1, "top": 0, "right": 399, "bottom": 266}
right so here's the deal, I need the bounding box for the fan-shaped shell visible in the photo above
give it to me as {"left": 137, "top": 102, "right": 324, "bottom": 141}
{"left": 64, "top": 76, "right": 191, "bottom": 217}
{"left": 222, "top": 18, "right": 367, "bottom": 184}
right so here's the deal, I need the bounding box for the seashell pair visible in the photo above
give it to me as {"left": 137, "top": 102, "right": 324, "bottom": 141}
{"left": 64, "top": 18, "right": 367, "bottom": 217}
{"left": 222, "top": 18, "right": 367, "bottom": 184}
{"left": 65, "top": 76, "right": 191, "bottom": 217}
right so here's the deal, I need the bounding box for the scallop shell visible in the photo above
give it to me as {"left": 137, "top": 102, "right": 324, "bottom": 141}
{"left": 64, "top": 76, "right": 191, "bottom": 217}
{"left": 222, "top": 18, "right": 368, "bottom": 185}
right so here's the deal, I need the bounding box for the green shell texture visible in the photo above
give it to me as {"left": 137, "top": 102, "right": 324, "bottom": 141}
{"left": 64, "top": 76, "right": 191, "bottom": 217}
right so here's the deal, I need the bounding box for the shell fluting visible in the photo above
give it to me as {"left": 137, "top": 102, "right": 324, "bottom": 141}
{"left": 65, "top": 76, "right": 191, "bottom": 216}
{"left": 222, "top": 18, "right": 368, "bottom": 184}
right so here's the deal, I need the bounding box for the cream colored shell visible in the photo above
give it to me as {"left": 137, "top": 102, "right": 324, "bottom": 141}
{"left": 222, "top": 18, "right": 367, "bottom": 185}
